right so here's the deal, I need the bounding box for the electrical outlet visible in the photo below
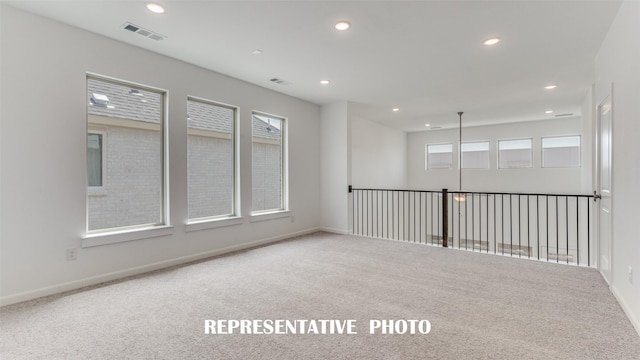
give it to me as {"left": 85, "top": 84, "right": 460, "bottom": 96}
{"left": 291, "top": 215, "right": 295, "bottom": 223}
{"left": 66, "top": 248, "right": 78, "bottom": 261}
{"left": 629, "top": 266, "right": 633, "bottom": 284}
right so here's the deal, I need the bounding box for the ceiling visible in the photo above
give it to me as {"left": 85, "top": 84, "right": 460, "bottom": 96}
{"left": 5, "top": 0, "right": 622, "bottom": 132}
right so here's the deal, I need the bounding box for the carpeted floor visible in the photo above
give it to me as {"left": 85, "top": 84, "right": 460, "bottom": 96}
{"left": 1, "top": 232, "right": 639, "bottom": 359}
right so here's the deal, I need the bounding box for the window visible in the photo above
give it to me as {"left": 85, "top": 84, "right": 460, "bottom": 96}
{"left": 461, "top": 141, "right": 490, "bottom": 169}
{"left": 426, "top": 144, "right": 453, "bottom": 170}
{"left": 498, "top": 138, "right": 532, "bottom": 168}
{"left": 187, "top": 97, "right": 237, "bottom": 221}
{"left": 86, "top": 76, "right": 166, "bottom": 233}
{"left": 87, "top": 132, "right": 103, "bottom": 187}
{"left": 252, "top": 112, "right": 287, "bottom": 213}
{"left": 542, "top": 136, "right": 580, "bottom": 168}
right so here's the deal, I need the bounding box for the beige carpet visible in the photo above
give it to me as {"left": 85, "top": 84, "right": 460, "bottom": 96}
{"left": 1, "top": 232, "right": 639, "bottom": 359}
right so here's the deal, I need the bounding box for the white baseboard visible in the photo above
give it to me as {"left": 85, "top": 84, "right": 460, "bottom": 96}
{"left": 609, "top": 285, "right": 640, "bottom": 338}
{"left": 0, "top": 227, "right": 322, "bottom": 307}
{"left": 319, "top": 227, "right": 351, "bottom": 235}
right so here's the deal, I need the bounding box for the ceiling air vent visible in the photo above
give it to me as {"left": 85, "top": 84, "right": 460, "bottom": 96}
{"left": 122, "top": 22, "right": 166, "bottom": 41}
{"left": 555, "top": 113, "right": 574, "bottom": 117}
{"left": 270, "top": 78, "right": 292, "bottom": 86}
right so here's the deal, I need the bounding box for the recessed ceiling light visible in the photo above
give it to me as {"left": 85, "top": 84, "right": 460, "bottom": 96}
{"left": 424, "top": 123, "right": 431, "bottom": 127}
{"left": 392, "top": 108, "right": 400, "bottom": 112}
{"left": 146, "top": 3, "right": 165, "bottom": 14}
{"left": 335, "top": 21, "right": 351, "bottom": 31}
{"left": 544, "top": 85, "right": 557, "bottom": 90}
{"left": 251, "top": 49, "right": 263, "bottom": 55}
{"left": 483, "top": 37, "right": 501, "bottom": 46}
{"left": 545, "top": 110, "right": 553, "bottom": 114}
{"left": 320, "top": 80, "right": 330, "bottom": 85}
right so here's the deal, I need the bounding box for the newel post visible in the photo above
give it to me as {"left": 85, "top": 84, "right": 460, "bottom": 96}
{"left": 442, "top": 189, "right": 448, "bottom": 248}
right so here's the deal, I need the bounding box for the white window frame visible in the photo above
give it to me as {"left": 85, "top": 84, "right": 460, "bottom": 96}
{"left": 461, "top": 141, "right": 490, "bottom": 169}
{"left": 83, "top": 73, "right": 172, "bottom": 247}
{"left": 185, "top": 96, "right": 242, "bottom": 232}
{"left": 541, "top": 135, "right": 581, "bottom": 168}
{"left": 87, "top": 126, "right": 107, "bottom": 195}
{"left": 250, "top": 111, "right": 289, "bottom": 218}
{"left": 425, "top": 143, "right": 454, "bottom": 170}
{"left": 498, "top": 138, "right": 533, "bottom": 169}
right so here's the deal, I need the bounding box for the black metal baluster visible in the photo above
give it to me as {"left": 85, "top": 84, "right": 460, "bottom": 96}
{"left": 555, "top": 196, "right": 560, "bottom": 262}
{"left": 587, "top": 198, "right": 597, "bottom": 267}
{"left": 472, "top": 193, "right": 475, "bottom": 251}
{"left": 502, "top": 194, "right": 505, "bottom": 255}
{"left": 359, "top": 190, "right": 363, "bottom": 235}
{"left": 486, "top": 194, "right": 489, "bottom": 253}
{"left": 358, "top": 190, "right": 361, "bottom": 235}
{"left": 464, "top": 194, "right": 468, "bottom": 250}
{"left": 479, "top": 194, "right": 482, "bottom": 252}
{"left": 566, "top": 196, "right": 569, "bottom": 264}
{"left": 364, "top": 190, "right": 368, "bottom": 237}
{"left": 437, "top": 193, "right": 441, "bottom": 244}
{"left": 413, "top": 192, "right": 418, "bottom": 242}
{"left": 353, "top": 190, "right": 357, "bottom": 235}
{"left": 370, "top": 190, "right": 376, "bottom": 237}
{"left": 386, "top": 190, "right": 389, "bottom": 239}
{"left": 406, "top": 191, "right": 409, "bottom": 241}
{"left": 390, "top": 191, "right": 393, "bottom": 239}
{"left": 527, "top": 195, "right": 530, "bottom": 259}
{"left": 576, "top": 196, "right": 580, "bottom": 265}
{"left": 397, "top": 191, "right": 400, "bottom": 240}
{"left": 587, "top": 197, "right": 591, "bottom": 267}
{"left": 518, "top": 195, "right": 521, "bottom": 258}
{"left": 455, "top": 193, "right": 459, "bottom": 248}
{"left": 430, "top": 192, "right": 433, "bottom": 245}
{"left": 451, "top": 192, "right": 455, "bottom": 248}
{"left": 537, "top": 195, "right": 540, "bottom": 261}
{"left": 404, "top": 191, "right": 407, "bottom": 241}
{"left": 376, "top": 190, "right": 379, "bottom": 238}
{"left": 546, "top": 195, "right": 549, "bottom": 262}
{"left": 510, "top": 194, "right": 513, "bottom": 256}
{"left": 372, "top": 190, "right": 375, "bottom": 238}
{"left": 379, "top": 191, "right": 382, "bottom": 238}
{"left": 363, "top": 190, "right": 367, "bottom": 237}
{"left": 392, "top": 191, "right": 400, "bottom": 240}
{"left": 493, "top": 194, "right": 498, "bottom": 254}
{"left": 419, "top": 192, "right": 423, "bottom": 244}
{"left": 367, "top": 190, "right": 371, "bottom": 237}
{"left": 353, "top": 190, "right": 356, "bottom": 235}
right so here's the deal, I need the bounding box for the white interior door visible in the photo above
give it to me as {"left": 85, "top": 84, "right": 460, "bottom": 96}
{"left": 597, "top": 93, "right": 613, "bottom": 284}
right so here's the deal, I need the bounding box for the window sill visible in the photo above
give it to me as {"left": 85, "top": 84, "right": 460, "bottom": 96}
{"left": 82, "top": 225, "right": 174, "bottom": 248}
{"left": 87, "top": 187, "right": 108, "bottom": 197}
{"left": 185, "top": 216, "right": 244, "bottom": 232}
{"left": 250, "top": 210, "right": 291, "bottom": 223}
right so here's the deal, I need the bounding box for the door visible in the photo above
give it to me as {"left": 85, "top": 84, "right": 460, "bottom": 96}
{"left": 597, "top": 93, "right": 613, "bottom": 284}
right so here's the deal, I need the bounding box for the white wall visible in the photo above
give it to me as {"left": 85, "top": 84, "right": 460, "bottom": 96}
{"left": 407, "top": 117, "right": 586, "bottom": 194}
{"left": 581, "top": 86, "right": 595, "bottom": 194}
{"left": 0, "top": 5, "right": 321, "bottom": 305}
{"left": 594, "top": 0, "right": 640, "bottom": 335}
{"left": 351, "top": 116, "right": 407, "bottom": 189}
{"left": 320, "top": 101, "right": 350, "bottom": 233}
